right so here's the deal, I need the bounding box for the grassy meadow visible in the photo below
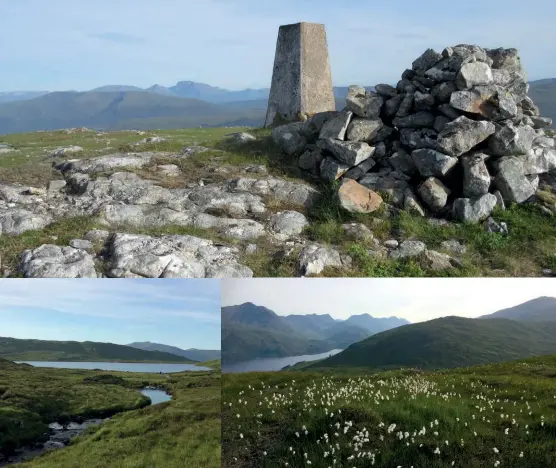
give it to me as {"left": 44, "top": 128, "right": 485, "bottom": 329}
{"left": 222, "top": 355, "right": 556, "bottom": 468}
{"left": 0, "top": 127, "right": 555, "bottom": 277}
{"left": 0, "top": 358, "right": 221, "bottom": 468}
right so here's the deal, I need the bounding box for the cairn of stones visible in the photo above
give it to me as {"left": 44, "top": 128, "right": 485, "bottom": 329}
{"left": 272, "top": 45, "right": 555, "bottom": 222}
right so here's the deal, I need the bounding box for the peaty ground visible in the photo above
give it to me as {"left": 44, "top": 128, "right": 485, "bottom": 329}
{"left": 221, "top": 355, "right": 556, "bottom": 468}
{"left": 0, "top": 359, "right": 221, "bottom": 468}
{"left": 0, "top": 127, "right": 555, "bottom": 278}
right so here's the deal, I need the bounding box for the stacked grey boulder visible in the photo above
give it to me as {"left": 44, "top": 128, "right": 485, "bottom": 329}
{"left": 272, "top": 45, "right": 556, "bottom": 223}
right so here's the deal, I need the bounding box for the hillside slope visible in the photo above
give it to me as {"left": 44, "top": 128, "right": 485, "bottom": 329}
{"left": 311, "top": 316, "right": 556, "bottom": 370}
{"left": 127, "top": 342, "right": 220, "bottom": 361}
{"left": 0, "top": 337, "right": 195, "bottom": 363}
{"left": 479, "top": 296, "right": 556, "bottom": 321}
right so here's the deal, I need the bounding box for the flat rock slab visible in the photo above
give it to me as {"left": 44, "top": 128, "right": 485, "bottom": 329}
{"left": 105, "top": 233, "right": 253, "bottom": 278}
{"left": 19, "top": 245, "right": 98, "bottom": 278}
{"left": 55, "top": 153, "right": 160, "bottom": 174}
{"left": 227, "top": 177, "right": 320, "bottom": 208}
{"left": 269, "top": 211, "right": 309, "bottom": 240}
{"left": 389, "top": 240, "right": 426, "bottom": 259}
{"left": 0, "top": 209, "right": 53, "bottom": 235}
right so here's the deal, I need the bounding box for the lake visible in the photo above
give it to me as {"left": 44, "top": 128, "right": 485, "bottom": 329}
{"left": 222, "top": 349, "right": 343, "bottom": 373}
{"left": 140, "top": 388, "right": 172, "bottom": 404}
{"left": 15, "top": 361, "right": 210, "bottom": 373}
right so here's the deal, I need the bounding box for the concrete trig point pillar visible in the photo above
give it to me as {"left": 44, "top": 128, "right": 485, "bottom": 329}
{"left": 264, "top": 22, "right": 336, "bottom": 128}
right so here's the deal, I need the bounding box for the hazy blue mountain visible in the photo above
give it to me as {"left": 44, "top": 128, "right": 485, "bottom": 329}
{"left": 478, "top": 296, "right": 556, "bottom": 322}
{"left": 344, "top": 314, "right": 411, "bottom": 333}
{"left": 127, "top": 342, "right": 220, "bottom": 361}
{"left": 0, "top": 91, "right": 50, "bottom": 104}
{"left": 145, "top": 84, "right": 178, "bottom": 96}
{"left": 91, "top": 85, "right": 144, "bottom": 92}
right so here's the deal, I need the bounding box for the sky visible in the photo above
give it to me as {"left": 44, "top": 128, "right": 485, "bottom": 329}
{"left": 1, "top": 0, "right": 556, "bottom": 91}
{"left": 221, "top": 278, "right": 556, "bottom": 323}
{"left": 0, "top": 279, "right": 221, "bottom": 349}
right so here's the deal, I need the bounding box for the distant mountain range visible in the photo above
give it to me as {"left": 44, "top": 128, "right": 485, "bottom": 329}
{"left": 221, "top": 302, "right": 409, "bottom": 364}
{"left": 310, "top": 296, "right": 556, "bottom": 370}
{"left": 0, "top": 79, "right": 552, "bottom": 135}
{"left": 0, "top": 336, "right": 196, "bottom": 363}
{"left": 127, "top": 342, "right": 220, "bottom": 362}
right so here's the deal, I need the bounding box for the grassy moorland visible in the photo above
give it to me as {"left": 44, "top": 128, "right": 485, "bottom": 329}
{"left": 1, "top": 127, "right": 555, "bottom": 277}
{"left": 0, "top": 358, "right": 220, "bottom": 468}
{"left": 222, "top": 355, "right": 556, "bottom": 468}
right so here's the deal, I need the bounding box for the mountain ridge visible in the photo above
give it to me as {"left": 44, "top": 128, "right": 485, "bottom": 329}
{"left": 0, "top": 336, "right": 196, "bottom": 363}
{"left": 127, "top": 341, "right": 221, "bottom": 361}
{"left": 222, "top": 302, "right": 409, "bottom": 364}
{"left": 311, "top": 297, "right": 556, "bottom": 371}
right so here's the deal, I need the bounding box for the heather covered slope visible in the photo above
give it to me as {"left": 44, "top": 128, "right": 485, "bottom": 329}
{"left": 310, "top": 315, "right": 556, "bottom": 370}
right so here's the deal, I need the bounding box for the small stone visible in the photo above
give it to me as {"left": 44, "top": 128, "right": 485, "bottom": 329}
{"left": 319, "top": 111, "right": 353, "bottom": 139}
{"left": 342, "top": 223, "right": 374, "bottom": 242}
{"left": 404, "top": 188, "right": 425, "bottom": 216}
{"left": 245, "top": 244, "right": 258, "bottom": 255}
{"left": 155, "top": 164, "right": 181, "bottom": 177}
{"left": 337, "top": 179, "right": 383, "bottom": 214}
{"left": 48, "top": 180, "right": 67, "bottom": 192}
{"left": 346, "top": 118, "right": 383, "bottom": 142}
{"left": 375, "top": 84, "right": 398, "bottom": 97}
{"left": 389, "top": 149, "right": 417, "bottom": 175}
{"left": 83, "top": 229, "right": 110, "bottom": 243}
{"left": 494, "top": 156, "right": 536, "bottom": 203}
{"left": 485, "top": 217, "right": 509, "bottom": 235}
{"left": 434, "top": 116, "right": 451, "bottom": 133}
{"left": 320, "top": 157, "right": 350, "bottom": 182}
{"left": 418, "top": 177, "right": 451, "bottom": 212}
{"left": 437, "top": 116, "right": 496, "bottom": 157}
{"left": 389, "top": 240, "right": 427, "bottom": 259}
{"left": 493, "top": 190, "right": 506, "bottom": 211}
{"left": 421, "top": 250, "right": 454, "bottom": 271}
{"left": 321, "top": 139, "right": 375, "bottom": 166}
{"left": 384, "top": 239, "right": 399, "bottom": 249}
{"left": 440, "top": 239, "right": 467, "bottom": 255}
{"left": 227, "top": 132, "right": 256, "bottom": 143}
{"left": 412, "top": 48, "right": 443, "bottom": 72}
{"left": 449, "top": 87, "right": 498, "bottom": 118}
{"left": 455, "top": 62, "right": 493, "bottom": 90}
{"left": 461, "top": 153, "right": 491, "bottom": 197}
{"left": 296, "top": 244, "right": 343, "bottom": 276}
{"left": 269, "top": 211, "right": 309, "bottom": 239}
{"left": 412, "top": 149, "right": 458, "bottom": 178}
{"left": 272, "top": 123, "right": 307, "bottom": 157}
{"left": 452, "top": 193, "right": 498, "bottom": 223}
{"left": 299, "top": 149, "right": 324, "bottom": 172}
{"left": 344, "top": 157, "right": 377, "bottom": 181}
{"left": 69, "top": 239, "right": 94, "bottom": 250}
{"left": 393, "top": 111, "right": 436, "bottom": 129}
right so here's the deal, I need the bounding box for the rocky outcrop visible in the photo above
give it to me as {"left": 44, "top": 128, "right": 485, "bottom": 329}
{"left": 272, "top": 44, "right": 555, "bottom": 224}
{"left": 0, "top": 149, "right": 322, "bottom": 277}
